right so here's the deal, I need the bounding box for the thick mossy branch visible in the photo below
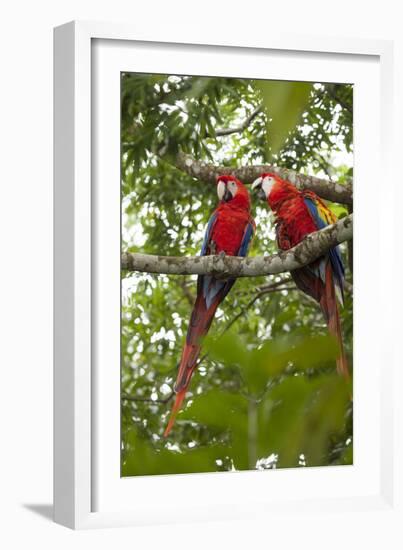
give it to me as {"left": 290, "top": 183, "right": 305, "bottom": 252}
{"left": 122, "top": 214, "right": 353, "bottom": 277}
{"left": 174, "top": 152, "right": 353, "bottom": 206}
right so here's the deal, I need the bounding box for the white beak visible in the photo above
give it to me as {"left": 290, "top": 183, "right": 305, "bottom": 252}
{"left": 217, "top": 181, "right": 226, "bottom": 200}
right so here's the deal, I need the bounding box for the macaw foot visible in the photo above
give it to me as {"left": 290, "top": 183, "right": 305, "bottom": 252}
{"left": 215, "top": 250, "right": 231, "bottom": 280}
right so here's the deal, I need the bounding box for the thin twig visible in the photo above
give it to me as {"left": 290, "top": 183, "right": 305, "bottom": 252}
{"left": 194, "top": 283, "right": 296, "bottom": 370}
{"left": 215, "top": 104, "right": 262, "bottom": 137}
{"left": 176, "top": 277, "right": 195, "bottom": 306}
{"left": 238, "top": 277, "right": 293, "bottom": 295}
{"left": 122, "top": 392, "right": 174, "bottom": 405}
{"left": 325, "top": 86, "right": 353, "bottom": 115}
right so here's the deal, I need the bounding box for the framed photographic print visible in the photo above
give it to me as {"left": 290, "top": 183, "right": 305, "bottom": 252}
{"left": 54, "top": 21, "right": 398, "bottom": 531}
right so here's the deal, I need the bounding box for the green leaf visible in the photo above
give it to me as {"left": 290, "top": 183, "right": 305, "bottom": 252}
{"left": 254, "top": 80, "right": 313, "bottom": 159}
{"left": 181, "top": 389, "right": 247, "bottom": 432}
{"left": 254, "top": 333, "right": 340, "bottom": 377}
{"left": 257, "top": 375, "right": 350, "bottom": 468}
{"left": 120, "top": 74, "right": 353, "bottom": 475}
{"left": 122, "top": 428, "right": 230, "bottom": 476}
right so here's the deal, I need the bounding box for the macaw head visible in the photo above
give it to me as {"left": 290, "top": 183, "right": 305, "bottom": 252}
{"left": 216, "top": 175, "right": 250, "bottom": 210}
{"left": 252, "top": 172, "right": 297, "bottom": 210}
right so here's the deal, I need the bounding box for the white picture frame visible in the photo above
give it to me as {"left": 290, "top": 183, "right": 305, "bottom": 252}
{"left": 54, "top": 20, "right": 399, "bottom": 531}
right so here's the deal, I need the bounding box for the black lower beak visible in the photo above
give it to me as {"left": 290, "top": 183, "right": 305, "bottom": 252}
{"left": 257, "top": 187, "right": 266, "bottom": 201}
{"left": 223, "top": 187, "right": 232, "bottom": 202}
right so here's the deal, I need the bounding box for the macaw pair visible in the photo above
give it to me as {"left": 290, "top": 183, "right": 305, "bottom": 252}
{"left": 164, "top": 173, "right": 349, "bottom": 437}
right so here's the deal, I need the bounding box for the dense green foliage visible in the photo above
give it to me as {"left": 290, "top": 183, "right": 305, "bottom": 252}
{"left": 121, "top": 74, "right": 353, "bottom": 476}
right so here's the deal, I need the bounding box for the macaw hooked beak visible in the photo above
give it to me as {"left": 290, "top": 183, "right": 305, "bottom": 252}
{"left": 223, "top": 186, "right": 232, "bottom": 202}
{"left": 257, "top": 186, "right": 266, "bottom": 201}
{"left": 252, "top": 177, "right": 266, "bottom": 201}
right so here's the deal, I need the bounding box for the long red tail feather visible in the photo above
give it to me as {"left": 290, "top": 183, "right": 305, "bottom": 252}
{"left": 174, "top": 342, "right": 201, "bottom": 393}
{"left": 163, "top": 300, "right": 218, "bottom": 436}
{"left": 163, "top": 388, "right": 187, "bottom": 437}
{"left": 328, "top": 302, "right": 349, "bottom": 379}
{"left": 321, "top": 264, "right": 349, "bottom": 380}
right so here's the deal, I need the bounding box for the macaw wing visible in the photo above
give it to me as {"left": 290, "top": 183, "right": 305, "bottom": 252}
{"left": 196, "top": 216, "right": 254, "bottom": 312}
{"left": 195, "top": 211, "right": 228, "bottom": 310}
{"left": 304, "top": 194, "right": 337, "bottom": 228}
{"left": 200, "top": 212, "right": 218, "bottom": 257}
{"left": 237, "top": 221, "right": 255, "bottom": 257}
{"left": 303, "top": 195, "right": 345, "bottom": 303}
{"left": 202, "top": 220, "right": 255, "bottom": 307}
{"left": 202, "top": 220, "right": 255, "bottom": 308}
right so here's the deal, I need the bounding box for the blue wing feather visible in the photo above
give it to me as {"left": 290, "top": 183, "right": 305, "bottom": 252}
{"left": 197, "top": 212, "right": 227, "bottom": 309}
{"left": 304, "top": 197, "right": 327, "bottom": 230}
{"left": 200, "top": 212, "right": 217, "bottom": 256}
{"left": 304, "top": 197, "right": 345, "bottom": 301}
{"left": 237, "top": 222, "right": 254, "bottom": 257}
{"left": 199, "top": 217, "right": 254, "bottom": 310}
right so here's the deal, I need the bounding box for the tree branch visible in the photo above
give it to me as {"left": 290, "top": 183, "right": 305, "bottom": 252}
{"left": 325, "top": 85, "right": 353, "bottom": 115}
{"left": 122, "top": 214, "right": 353, "bottom": 277}
{"left": 189, "top": 280, "right": 296, "bottom": 372}
{"left": 238, "top": 276, "right": 293, "bottom": 295}
{"left": 220, "top": 283, "right": 296, "bottom": 334}
{"left": 122, "top": 392, "right": 174, "bottom": 404}
{"left": 174, "top": 152, "right": 353, "bottom": 205}
{"left": 215, "top": 105, "right": 262, "bottom": 137}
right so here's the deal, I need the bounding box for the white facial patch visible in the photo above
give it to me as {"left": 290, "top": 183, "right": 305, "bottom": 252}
{"left": 261, "top": 176, "right": 275, "bottom": 198}
{"left": 217, "top": 180, "right": 226, "bottom": 200}
{"left": 227, "top": 180, "right": 238, "bottom": 197}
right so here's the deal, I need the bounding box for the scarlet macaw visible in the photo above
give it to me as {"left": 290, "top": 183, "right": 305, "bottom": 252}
{"left": 252, "top": 173, "right": 349, "bottom": 378}
{"left": 164, "top": 176, "right": 255, "bottom": 436}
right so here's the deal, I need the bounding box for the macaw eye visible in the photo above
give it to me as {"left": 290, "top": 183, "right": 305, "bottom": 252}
{"left": 261, "top": 176, "right": 275, "bottom": 197}
{"left": 228, "top": 181, "right": 237, "bottom": 195}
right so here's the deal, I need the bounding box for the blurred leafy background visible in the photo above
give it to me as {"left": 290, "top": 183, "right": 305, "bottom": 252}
{"left": 121, "top": 74, "right": 353, "bottom": 476}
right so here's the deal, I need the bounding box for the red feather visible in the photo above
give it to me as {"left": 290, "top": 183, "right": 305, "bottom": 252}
{"left": 262, "top": 174, "right": 349, "bottom": 379}
{"left": 164, "top": 177, "right": 254, "bottom": 436}
{"left": 321, "top": 264, "right": 349, "bottom": 378}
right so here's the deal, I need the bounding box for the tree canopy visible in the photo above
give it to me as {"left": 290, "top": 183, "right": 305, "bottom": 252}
{"left": 121, "top": 74, "right": 353, "bottom": 476}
